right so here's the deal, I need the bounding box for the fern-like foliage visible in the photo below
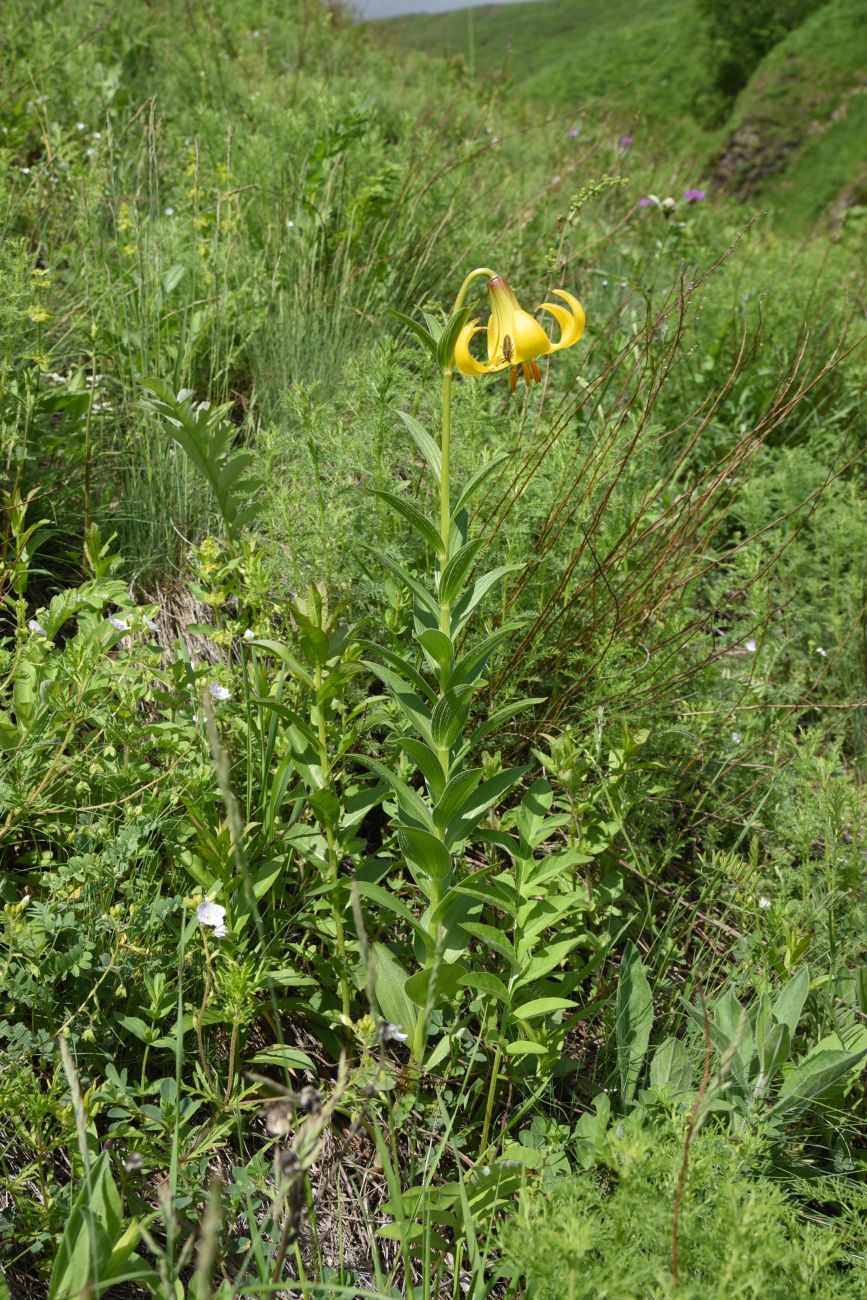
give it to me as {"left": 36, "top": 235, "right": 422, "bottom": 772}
{"left": 140, "top": 379, "right": 262, "bottom": 546}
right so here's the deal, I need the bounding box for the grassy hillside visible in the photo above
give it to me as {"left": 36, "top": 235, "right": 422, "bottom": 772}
{"left": 1, "top": 1, "right": 866, "bottom": 1296}
{"left": 375, "top": 0, "right": 867, "bottom": 228}
{"left": 378, "top": 0, "right": 708, "bottom": 138}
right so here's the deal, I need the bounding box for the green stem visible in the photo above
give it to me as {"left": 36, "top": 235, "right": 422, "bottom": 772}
{"left": 413, "top": 266, "right": 499, "bottom": 1068}
{"left": 479, "top": 1041, "right": 503, "bottom": 1158}
{"left": 437, "top": 267, "right": 496, "bottom": 629}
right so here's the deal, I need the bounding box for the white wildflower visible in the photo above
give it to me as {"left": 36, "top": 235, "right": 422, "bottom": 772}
{"left": 379, "top": 1022, "right": 408, "bottom": 1043}
{"left": 197, "top": 900, "right": 227, "bottom": 937}
{"left": 744, "top": 638, "right": 757, "bottom": 653}
{"left": 731, "top": 731, "right": 743, "bottom": 744}
{"left": 758, "top": 897, "right": 772, "bottom": 910}
{"left": 209, "top": 682, "right": 231, "bottom": 701}
{"left": 144, "top": 616, "right": 159, "bottom": 632}
{"left": 243, "top": 628, "right": 255, "bottom": 640}
{"left": 28, "top": 618, "right": 47, "bottom": 636}
{"left": 816, "top": 646, "right": 827, "bottom": 657}
{"left": 109, "top": 616, "right": 130, "bottom": 632}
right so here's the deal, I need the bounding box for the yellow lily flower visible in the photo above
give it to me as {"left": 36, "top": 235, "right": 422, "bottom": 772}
{"left": 454, "top": 274, "right": 585, "bottom": 390}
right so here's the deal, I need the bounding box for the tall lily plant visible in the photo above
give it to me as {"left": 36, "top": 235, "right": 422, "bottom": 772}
{"left": 363, "top": 268, "right": 585, "bottom": 1064}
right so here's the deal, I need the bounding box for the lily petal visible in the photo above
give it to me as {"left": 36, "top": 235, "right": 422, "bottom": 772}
{"left": 455, "top": 320, "right": 493, "bottom": 375}
{"left": 538, "top": 290, "right": 585, "bottom": 353}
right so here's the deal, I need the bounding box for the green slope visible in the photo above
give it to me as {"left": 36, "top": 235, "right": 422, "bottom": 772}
{"left": 373, "top": 0, "right": 867, "bottom": 227}
{"left": 375, "top": 0, "right": 708, "bottom": 138}
{"left": 709, "top": 0, "right": 867, "bottom": 227}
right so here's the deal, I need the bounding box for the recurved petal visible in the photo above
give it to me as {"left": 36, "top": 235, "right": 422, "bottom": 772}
{"left": 538, "top": 290, "right": 585, "bottom": 353}
{"left": 455, "top": 320, "right": 493, "bottom": 375}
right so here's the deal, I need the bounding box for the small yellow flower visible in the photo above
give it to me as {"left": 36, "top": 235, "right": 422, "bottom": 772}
{"left": 26, "top": 305, "right": 51, "bottom": 323}
{"left": 117, "top": 202, "right": 134, "bottom": 233}
{"left": 455, "top": 274, "right": 585, "bottom": 390}
{"left": 31, "top": 267, "right": 51, "bottom": 289}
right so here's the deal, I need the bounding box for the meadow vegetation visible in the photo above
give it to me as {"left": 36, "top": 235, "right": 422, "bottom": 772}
{"left": 0, "top": 0, "right": 865, "bottom": 1296}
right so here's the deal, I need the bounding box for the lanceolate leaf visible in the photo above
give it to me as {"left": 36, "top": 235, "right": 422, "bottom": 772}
{"left": 141, "top": 379, "right": 261, "bottom": 544}
{"left": 444, "top": 765, "right": 529, "bottom": 848}
{"left": 396, "top": 737, "right": 448, "bottom": 800}
{"left": 399, "top": 826, "right": 452, "bottom": 885}
{"left": 438, "top": 539, "right": 484, "bottom": 607}
{"left": 397, "top": 410, "right": 441, "bottom": 480}
{"left": 355, "top": 756, "right": 434, "bottom": 831}
{"left": 452, "top": 452, "right": 512, "bottom": 519}
{"left": 363, "top": 659, "right": 433, "bottom": 746}
{"left": 433, "top": 768, "right": 485, "bottom": 828}
{"left": 450, "top": 565, "right": 524, "bottom": 637}
{"left": 448, "top": 623, "right": 522, "bottom": 689}
{"left": 430, "top": 685, "right": 474, "bottom": 750}
{"left": 368, "top": 548, "right": 440, "bottom": 619}
{"left": 616, "top": 942, "right": 653, "bottom": 1107}
{"left": 372, "top": 489, "right": 444, "bottom": 556}
{"left": 464, "top": 697, "right": 545, "bottom": 753}
{"left": 370, "top": 943, "right": 420, "bottom": 1039}
{"left": 437, "top": 305, "right": 475, "bottom": 370}
{"left": 387, "top": 307, "right": 438, "bottom": 361}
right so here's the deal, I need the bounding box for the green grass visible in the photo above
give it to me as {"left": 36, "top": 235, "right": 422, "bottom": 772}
{"left": 377, "top": 0, "right": 709, "bottom": 138}
{"left": 1, "top": 0, "right": 866, "bottom": 1296}
{"left": 374, "top": 0, "right": 867, "bottom": 228}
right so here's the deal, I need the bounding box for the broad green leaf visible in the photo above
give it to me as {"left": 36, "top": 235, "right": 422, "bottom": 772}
{"left": 511, "top": 937, "right": 582, "bottom": 989}
{"left": 372, "top": 489, "right": 444, "bottom": 556}
{"left": 399, "top": 827, "right": 452, "bottom": 885}
{"left": 515, "top": 779, "right": 554, "bottom": 849}
{"left": 368, "top": 548, "right": 440, "bottom": 619}
{"left": 444, "top": 765, "right": 529, "bottom": 848}
{"left": 756, "top": 1022, "right": 790, "bottom": 1094}
{"left": 370, "top": 944, "right": 419, "bottom": 1040}
{"left": 772, "top": 965, "right": 809, "bottom": 1039}
{"left": 363, "top": 659, "right": 433, "bottom": 746}
{"left": 447, "top": 623, "right": 521, "bottom": 690}
{"left": 433, "top": 767, "right": 484, "bottom": 828}
{"left": 458, "top": 971, "right": 510, "bottom": 1004}
{"left": 396, "top": 737, "right": 448, "bottom": 800}
{"left": 649, "top": 1037, "right": 693, "bottom": 1093}
{"left": 616, "top": 942, "right": 653, "bottom": 1107}
{"left": 355, "top": 756, "right": 434, "bottom": 831}
{"left": 504, "top": 1040, "right": 547, "bottom": 1057}
{"left": 246, "top": 1045, "right": 315, "bottom": 1072}
{"left": 461, "top": 921, "right": 516, "bottom": 965}
{"left": 438, "top": 539, "right": 484, "bottom": 608}
{"left": 405, "top": 960, "right": 466, "bottom": 1010}
{"left": 430, "top": 685, "right": 474, "bottom": 750}
{"left": 359, "top": 640, "right": 437, "bottom": 702}
{"left": 510, "top": 996, "right": 575, "bottom": 1023}
{"left": 770, "top": 1047, "right": 867, "bottom": 1117}
{"left": 353, "top": 881, "right": 432, "bottom": 952}
{"left": 418, "top": 628, "right": 454, "bottom": 677}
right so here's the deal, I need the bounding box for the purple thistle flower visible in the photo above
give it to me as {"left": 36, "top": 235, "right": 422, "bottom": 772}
{"left": 619, "top": 135, "right": 634, "bottom": 148}
{"left": 684, "top": 188, "right": 707, "bottom": 203}
{"left": 638, "top": 197, "right": 654, "bottom": 208}
{"left": 567, "top": 124, "right": 580, "bottom": 138}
